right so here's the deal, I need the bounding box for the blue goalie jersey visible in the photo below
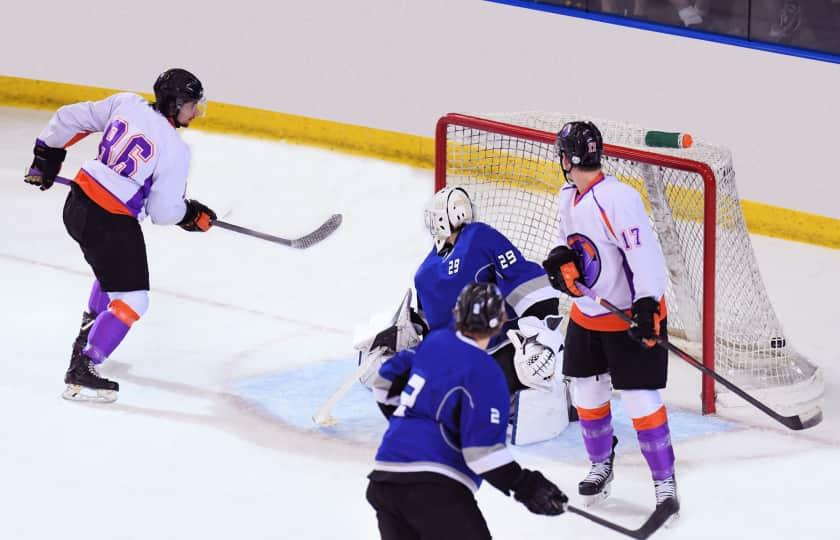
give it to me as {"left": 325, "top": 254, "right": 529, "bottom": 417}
{"left": 371, "top": 329, "right": 515, "bottom": 492}
{"left": 413, "top": 222, "right": 551, "bottom": 332}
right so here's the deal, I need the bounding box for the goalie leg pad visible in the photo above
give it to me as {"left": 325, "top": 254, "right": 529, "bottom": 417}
{"left": 510, "top": 378, "right": 572, "bottom": 445}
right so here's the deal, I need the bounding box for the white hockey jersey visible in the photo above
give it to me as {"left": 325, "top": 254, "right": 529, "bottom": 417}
{"left": 557, "top": 173, "right": 668, "bottom": 331}
{"left": 37, "top": 92, "right": 189, "bottom": 224}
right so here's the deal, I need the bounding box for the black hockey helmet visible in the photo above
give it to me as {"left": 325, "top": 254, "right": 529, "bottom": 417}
{"left": 153, "top": 68, "right": 205, "bottom": 122}
{"left": 453, "top": 282, "right": 506, "bottom": 336}
{"left": 556, "top": 121, "right": 603, "bottom": 169}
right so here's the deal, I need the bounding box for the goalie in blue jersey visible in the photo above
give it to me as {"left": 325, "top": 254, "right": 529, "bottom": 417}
{"left": 366, "top": 282, "right": 568, "bottom": 540}
{"left": 356, "top": 186, "right": 574, "bottom": 443}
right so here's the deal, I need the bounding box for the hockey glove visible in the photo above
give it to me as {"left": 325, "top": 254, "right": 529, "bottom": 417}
{"left": 178, "top": 199, "right": 217, "bottom": 232}
{"left": 506, "top": 315, "right": 564, "bottom": 392}
{"left": 542, "top": 246, "right": 584, "bottom": 298}
{"left": 24, "top": 140, "right": 66, "bottom": 191}
{"left": 511, "top": 469, "right": 568, "bottom": 516}
{"left": 629, "top": 297, "right": 661, "bottom": 349}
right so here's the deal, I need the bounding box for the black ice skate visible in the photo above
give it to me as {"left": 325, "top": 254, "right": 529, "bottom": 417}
{"left": 63, "top": 351, "right": 119, "bottom": 403}
{"left": 579, "top": 436, "right": 618, "bottom": 506}
{"left": 652, "top": 474, "right": 680, "bottom": 526}
{"left": 70, "top": 311, "right": 96, "bottom": 358}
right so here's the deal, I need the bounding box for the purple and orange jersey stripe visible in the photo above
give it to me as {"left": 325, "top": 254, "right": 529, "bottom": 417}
{"left": 73, "top": 169, "right": 134, "bottom": 217}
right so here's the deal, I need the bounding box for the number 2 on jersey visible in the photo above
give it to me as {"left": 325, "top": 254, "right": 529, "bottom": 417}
{"left": 394, "top": 373, "right": 427, "bottom": 417}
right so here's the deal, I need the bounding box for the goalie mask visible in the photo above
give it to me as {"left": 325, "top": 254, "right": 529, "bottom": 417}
{"left": 424, "top": 186, "right": 474, "bottom": 253}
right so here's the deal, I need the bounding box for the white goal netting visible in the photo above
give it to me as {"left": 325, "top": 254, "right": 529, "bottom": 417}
{"left": 437, "top": 112, "right": 822, "bottom": 414}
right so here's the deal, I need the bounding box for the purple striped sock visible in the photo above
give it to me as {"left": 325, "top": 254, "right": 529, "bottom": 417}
{"left": 637, "top": 423, "right": 676, "bottom": 481}
{"left": 87, "top": 280, "right": 109, "bottom": 315}
{"left": 580, "top": 413, "right": 614, "bottom": 463}
{"left": 83, "top": 311, "right": 130, "bottom": 364}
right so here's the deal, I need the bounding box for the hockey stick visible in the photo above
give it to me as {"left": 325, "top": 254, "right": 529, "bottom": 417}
{"left": 54, "top": 176, "right": 342, "bottom": 249}
{"left": 312, "top": 348, "right": 386, "bottom": 426}
{"left": 568, "top": 503, "right": 674, "bottom": 539}
{"left": 213, "top": 215, "right": 342, "bottom": 249}
{"left": 575, "top": 282, "right": 823, "bottom": 431}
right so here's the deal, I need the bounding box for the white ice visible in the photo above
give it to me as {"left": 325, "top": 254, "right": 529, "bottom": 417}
{"left": 1, "top": 107, "right": 839, "bottom": 539}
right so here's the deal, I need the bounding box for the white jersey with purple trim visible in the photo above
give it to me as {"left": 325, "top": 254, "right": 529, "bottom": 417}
{"left": 38, "top": 92, "right": 189, "bottom": 224}
{"left": 557, "top": 174, "right": 668, "bottom": 324}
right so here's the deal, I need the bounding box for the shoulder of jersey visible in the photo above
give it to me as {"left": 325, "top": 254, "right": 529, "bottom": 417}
{"left": 466, "top": 221, "right": 499, "bottom": 240}
{"left": 594, "top": 175, "right": 640, "bottom": 201}
{"left": 111, "top": 92, "right": 148, "bottom": 107}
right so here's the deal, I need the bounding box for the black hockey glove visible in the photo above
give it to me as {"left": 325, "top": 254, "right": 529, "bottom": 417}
{"left": 409, "top": 308, "right": 429, "bottom": 338}
{"left": 178, "top": 199, "right": 217, "bottom": 232}
{"left": 542, "top": 245, "right": 584, "bottom": 297}
{"left": 511, "top": 469, "right": 568, "bottom": 516}
{"left": 629, "top": 297, "right": 661, "bottom": 349}
{"left": 24, "top": 140, "right": 67, "bottom": 191}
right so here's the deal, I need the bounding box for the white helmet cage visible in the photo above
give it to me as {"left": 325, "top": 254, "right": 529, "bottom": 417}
{"left": 424, "top": 186, "right": 474, "bottom": 252}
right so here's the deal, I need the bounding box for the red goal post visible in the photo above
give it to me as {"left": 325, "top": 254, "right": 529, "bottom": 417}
{"left": 434, "top": 112, "right": 822, "bottom": 416}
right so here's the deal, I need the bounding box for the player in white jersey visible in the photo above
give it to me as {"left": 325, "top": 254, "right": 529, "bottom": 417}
{"left": 541, "top": 121, "right": 679, "bottom": 517}
{"left": 24, "top": 68, "right": 217, "bottom": 403}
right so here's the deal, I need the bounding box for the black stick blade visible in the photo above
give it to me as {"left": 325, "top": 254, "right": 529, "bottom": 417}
{"left": 783, "top": 407, "right": 823, "bottom": 430}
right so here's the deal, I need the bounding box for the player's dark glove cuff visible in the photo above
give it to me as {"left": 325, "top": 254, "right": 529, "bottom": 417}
{"left": 25, "top": 140, "right": 66, "bottom": 191}
{"left": 542, "top": 245, "right": 584, "bottom": 297}
{"left": 511, "top": 469, "right": 568, "bottom": 516}
{"left": 178, "top": 199, "right": 217, "bottom": 232}
{"left": 629, "top": 297, "right": 661, "bottom": 348}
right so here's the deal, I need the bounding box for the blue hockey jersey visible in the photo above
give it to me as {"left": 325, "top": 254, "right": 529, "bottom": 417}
{"left": 413, "top": 222, "right": 552, "bottom": 331}
{"left": 371, "top": 329, "right": 515, "bottom": 492}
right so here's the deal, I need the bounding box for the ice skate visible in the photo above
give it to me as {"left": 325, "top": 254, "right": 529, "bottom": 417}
{"left": 63, "top": 352, "right": 119, "bottom": 403}
{"left": 652, "top": 474, "right": 680, "bottom": 527}
{"left": 70, "top": 311, "right": 96, "bottom": 358}
{"left": 579, "top": 436, "right": 618, "bottom": 506}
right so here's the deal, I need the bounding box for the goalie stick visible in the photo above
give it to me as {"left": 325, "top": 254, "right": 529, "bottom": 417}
{"left": 54, "top": 176, "right": 342, "bottom": 249}
{"left": 312, "top": 289, "right": 416, "bottom": 426}
{"left": 575, "top": 282, "right": 823, "bottom": 431}
{"left": 568, "top": 503, "right": 675, "bottom": 539}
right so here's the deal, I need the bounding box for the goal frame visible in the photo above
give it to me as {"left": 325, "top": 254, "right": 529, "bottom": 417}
{"left": 435, "top": 113, "right": 719, "bottom": 414}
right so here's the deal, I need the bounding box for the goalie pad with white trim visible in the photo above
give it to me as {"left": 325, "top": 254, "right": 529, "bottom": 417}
{"left": 506, "top": 315, "right": 565, "bottom": 392}
{"left": 355, "top": 289, "right": 422, "bottom": 389}
{"left": 510, "top": 378, "right": 572, "bottom": 445}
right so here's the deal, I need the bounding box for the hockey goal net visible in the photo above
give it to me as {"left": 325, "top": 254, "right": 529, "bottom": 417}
{"left": 435, "top": 112, "right": 823, "bottom": 415}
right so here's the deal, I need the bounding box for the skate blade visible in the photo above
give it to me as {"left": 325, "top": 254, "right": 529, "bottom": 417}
{"left": 581, "top": 483, "right": 612, "bottom": 507}
{"left": 62, "top": 384, "right": 118, "bottom": 403}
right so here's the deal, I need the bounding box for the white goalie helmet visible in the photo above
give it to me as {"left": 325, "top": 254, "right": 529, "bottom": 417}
{"left": 424, "top": 186, "right": 474, "bottom": 252}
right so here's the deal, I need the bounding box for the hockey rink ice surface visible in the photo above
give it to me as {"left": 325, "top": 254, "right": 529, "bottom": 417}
{"left": 1, "top": 107, "right": 839, "bottom": 539}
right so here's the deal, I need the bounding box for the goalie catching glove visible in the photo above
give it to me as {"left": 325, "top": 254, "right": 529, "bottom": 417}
{"left": 506, "top": 315, "right": 564, "bottom": 392}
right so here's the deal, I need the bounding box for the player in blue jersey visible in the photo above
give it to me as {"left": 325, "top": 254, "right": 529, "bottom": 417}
{"left": 415, "top": 186, "right": 565, "bottom": 394}
{"left": 354, "top": 186, "right": 572, "bottom": 443}
{"left": 366, "top": 282, "right": 568, "bottom": 540}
